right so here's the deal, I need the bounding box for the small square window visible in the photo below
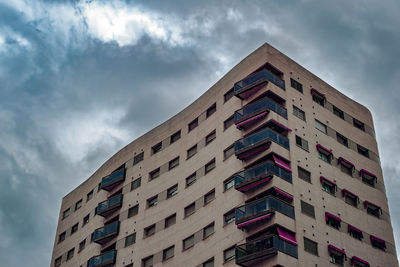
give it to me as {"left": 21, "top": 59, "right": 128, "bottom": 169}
{"left": 163, "top": 246, "right": 175, "bottom": 261}
{"left": 133, "top": 152, "right": 144, "bottom": 165}
{"left": 203, "top": 258, "right": 214, "bottom": 267}
{"left": 224, "top": 209, "right": 235, "bottom": 225}
{"left": 353, "top": 118, "right": 365, "bottom": 131}
{"left": 58, "top": 231, "right": 66, "bottom": 243}
{"left": 366, "top": 204, "right": 380, "bottom": 218}
{"left": 206, "top": 103, "right": 216, "bottom": 118}
{"left": 169, "top": 157, "right": 180, "bottom": 170}
{"left": 224, "top": 88, "right": 234, "bottom": 102}
{"left": 340, "top": 164, "right": 353, "bottom": 176}
{"left": 170, "top": 130, "right": 181, "bottom": 144}
{"left": 128, "top": 204, "right": 139, "bottom": 218}
{"left": 326, "top": 217, "right": 341, "bottom": 230}
{"left": 86, "top": 190, "right": 93, "bottom": 202}
{"left": 204, "top": 189, "right": 215, "bottom": 205}
{"left": 318, "top": 151, "right": 331, "bottom": 164}
{"left": 184, "top": 203, "right": 195, "bottom": 217}
{"left": 357, "top": 144, "right": 369, "bottom": 158}
{"left": 304, "top": 237, "right": 318, "bottom": 256}
{"left": 349, "top": 228, "right": 363, "bottom": 240}
{"left": 224, "top": 246, "right": 236, "bottom": 262}
{"left": 78, "top": 239, "right": 86, "bottom": 252}
{"left": 298, "top": 166, "right": 311, "bottom": 183}
{"left": 164, "top": 214, "right": 176, "bottom": 228}
{"left": 295, "top": 135, "right": 309, "bottom": 151}
{"left": 62, "top": 208, "right": 70, "bottom": 220}
{"left": 371, "top": 237, "right": 386, "bottom": 250}
{"left": 142, "top": 255, "right": 153, "bottom": 267}
{"left": 301, "top": 200, "right": 315, "bottom": 218}
{"left": 329, "top": 251, "right": 344, "bottom": 266}
{"left": 312, "top": 94, "right": 325, "bottom": 106}
{"left": 205, "top": 130, "right": 216, "bottom": 145}
{"left": 322, "top": 181, "right": 336, "bottom": 195}
{"left": 293, "top": 105, "right": 306, "bottom": 121}
{"left": 290, "top": 78, "right": 303, "bottom": 93}
{"left": 188, "top": 118, "right": 198, "bottom": 132}
{"left": 149, "top": 168, "right": 160, "bottom": 180}
{"left": 333, "top": 106, "right": 344, "bottom": 119}
{"left": 183, "top": 235, "right": 194, "bottom": 250}
{"left": 203, "top": 222, "right": 215, "bottom": 239}
{"left": 83, "top": 214, "right": 89, "bottom": 226}
{"left": 224, "top": 177, "right": 234, "bottom": 191}
{"left": 71, "top": 223, "right": 78, "bottom": 234}
{"left": 167, "top": 184, "right": 178, "bottom": 198}
{"left": 224, "top": 115, "right": 234, "bottom": 130}
{"left": 315, "top": 120, "right": 327, "bottom": 134}
{"left": 55, "top": 256, "right": 62, "bottom": 267}
{"left": 205, "top": 158, "right": 216, "bottom": 174}
{"left": 125, "top": 233, "right": 136, "bottom": 247}
{"left": 75, "top": 199, "right": 82, "bottom": 210}
{"left": 223, "top": 144, "right": 234, "bottom": 160}
{"left": 144, "top": 224, "right": 156, "bottom": 237}
{"left": 187, "top": 145, "right": 197, "bottom": 159}
{"left": 131, "top": 177, "right": 141, "bottom": 191}
{"left": 147, "top": 196, "right": 158, "bottom": 208}
{"left": 185, "top": 173, "right": 197, "bottom": 187}
{"left": 67, "top": 248, "right": 74, "bottom": 260}
{"left": 336, "top": 133, "right": 348, "bottom": 147}
{"left": 152, "top": 142, "right": 162, "bottom": 154}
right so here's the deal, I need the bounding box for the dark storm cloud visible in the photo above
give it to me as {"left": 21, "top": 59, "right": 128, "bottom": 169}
{"left": 0, "top": 0, "right": 399, "bottom": 265}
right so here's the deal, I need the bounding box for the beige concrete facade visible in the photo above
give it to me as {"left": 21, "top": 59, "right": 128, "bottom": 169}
{"left": 51, "top": 43, "right": 398, "bottom": 267}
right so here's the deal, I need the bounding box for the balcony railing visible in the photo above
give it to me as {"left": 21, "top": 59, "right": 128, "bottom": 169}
{"left": 236, "top": 235, "right": 298, "bottom": 266}
{"left": 93, "top": 221, "right": 119, "bottom": 244}
{"left": 96, "top": 194, "right": 123, "bottom": 217}
{"left": 100, "top": 168, "right": 125, "bottom": 191}
{"left": 88, "top": 250, "right": 116, "bottom": 267}
{"left": 235, "top": 129, "right": 289, "bottom": 160}
{"left": 235, "top": 196, "right": 295, "bottom": 229}
{"left": 234, "top": 69, "right": 285, "bottom": 99}
{"left": 234, "top": 161, "right": 292, "bottom": 192}
{"left": 235, "top": 98, "right": 287, "bottom": 129}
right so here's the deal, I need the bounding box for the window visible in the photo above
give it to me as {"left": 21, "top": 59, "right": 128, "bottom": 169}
{"left": 131, "top": 177, "right": 141, "bottom": 191}
{"left": 183, "top": 235, "right": 194, "bottom": 250}
{"left": 333, "top": 106, "right": 344, "bottom": 119}
{"left": 75, "top": 199, "right": 82, "bottom": 210}
{"left": 298, "top": 167, "right": 311, "bottom": 183}
{"left": 205, "top": 130, "right": 216, "bottom": 145}
{"left": 326, "top": 213, "right": 341, "bottom": 229}
{"left": 205, "top": 158, "right": 216, "bottom": 174}
{"left": 79, "top": 239, "right": 86, "bottom": 252}
{"left": 312, "top": 93, "right": 325, "bottom": 106}
{"left": 223, "top": 144, "right": 234, "bottom": 159}
{"left": 58, "top": 231, "right": 66, "bottom": 243}
{"left": 67, "top": 248, "right": 74, "bottom": 260}
{"left": 170, "top": 130, "right": 181, "bottom": 144}
{"left": 336, "top": 133, "right": 348, "bottom": 147}
{"left": 128, "top": 204, "right": 139, "bottom": 218}
{"left": 185, "top": 173, "right": 197, "bottom": 187}
{"left": 163, "top": 246, "right": 175, "bottom": 261}
{"left": 133, "top": 152, "right": 144, "bottom": 165}
{"left": 167, "top": 184, "right": 178, "bottom": 198}
{"left": 340, "top": 164, "right": 353, "bottom": 176}
{"left": 203, "top": 258, "right": 214, "bottom": 267}
{"left": 125, "top": 233, "right": 136, "bottom": 247}
{"left": 71, "top": 223, "right": 78, "bottom": 234}
{"left": 125, "top": 264, "right": 133, "bottom": 267}
{"left": 361, "top": 170, "right": 376, "bottom": 187}
{"left": 147, "top": 196, "right": 158, "bottom": 208}
{"left": 318, "top": 151, "right": 331, "bottom": 164}
{"left": 315, "top": 120, "right": 327, "bottom": 134}
{"left": 206, "top": 103, "right": 216, "bottom": 118}
{"left": 370, "top": 236, "right": 386, "bottom": 251}
{"left": 83, "top": 214, "right": 89, "bottom": 225}
{"left": 224, "top": 177, "right": 234, "bottom": 191}
{"left": 329, "top": 251, "right": 344, "bottom": 266}
{"left": 304, "top": 237, "right": 318, "bottom": 256}
{"left": 54, "top": 256, "right": 62, "bottom": 267}
{"left": 152, "top": 142, "right": 162, "bottom": 154}
{"left": 322, "top": 179, "right": 336, "bottom": 195}
{"left": 293, "top": 105, "right": 306, "bottom": 121}
{"left": 149, "top": 168, "right": 160, "bottom": 180}
{"left": 188, "top": 118, "right": 198, "bottom": 132}
{"left": 295, "top": 135, "right": 309, "bottom": 151}
{"left": 204, "top": 189, "right": 215, "bottom": 205}
{"left": 365, "top": 202, "right": 380, "bottom": 218}
{"left": 224, "top": 209, "right": 235, "bottom": 225}
{"left": 62, "top": 208, "right": 70, "bottom": 219}
{"left": 357, "top": 144, "right": 369, "bottom": 158}
{"left": 290, "top": 78, "right": 303, "bottom": 93}
{"left": 353, "top": 118, "right": 365, "bottom": 131}
{"left": 348, "top": 226, "right": 363, "bottom": 240}
{"left": 86, "top": 190, "right": 93, "bottom": 202}
{"left": 301, "top": 200, "right": 315, "bottom": 218}
{"left": 184, "top": 203, "right": 195, "bottom": 217}
{"left": 142, "top": 255, "right": 153, "bottom": 267}
{"left": 224, "top": 246, "right": 235, "bottom": 262}
{"left": 187, "top": 145, "right": 197, "bottom": 159}
{"left": 224, "top": 115, "right": 234, "bottom": 130}
{"left": 203, "top": 223, "right": 215, "bottom": 239}
{"left": 224, "top": 88, "right": 234, "bottom": 102}
{"left": 165, "top": 214, "right": 176, "bottom": 228}
{"left": 169, "top": 157, "right": 180, "bottom": 170}
{"left": 144, "top": 224, "right": 156, "bottom": 237}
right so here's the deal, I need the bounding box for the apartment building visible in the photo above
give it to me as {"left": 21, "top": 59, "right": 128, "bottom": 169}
{"left": 51, "top": 42, "right": 398, "bottom": 267}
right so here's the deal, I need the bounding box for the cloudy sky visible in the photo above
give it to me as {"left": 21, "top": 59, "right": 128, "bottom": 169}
{"left": 0, "top": 0, "right": 399, "bottom": 265}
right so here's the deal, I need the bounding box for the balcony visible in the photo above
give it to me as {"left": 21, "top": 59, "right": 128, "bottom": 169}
{"left": 96, "top": 194, "right": 123, "bottom": 217}
{"left": 235, "top": 196, "right": 295, "bottom": 229}
{"left": 235, "top": 129, "right": 289, "bottom": 160}
{"left": 93, "top": 221, "right": 120, "bottom": 245}
{"left": 234, "top": 98, "right": 288, "bottom": 130}
{"left": 234, "top": 69, "right": 285, "bottom": 99}
{"left": 235, "top": 234, "right": 298, "bottom": 266}
{"left": 100, "top": 168, "right": 125, "bottom": 191}
{"left": 234, "top": 161, "right": 292, "bottom": 192}
{"left": 88, "top": 250, "right": 116, "bottom": 267}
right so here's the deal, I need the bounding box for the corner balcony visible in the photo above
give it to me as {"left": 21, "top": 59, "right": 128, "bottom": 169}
{"left": 100, "top": 168, "right": 125, "bottom": 192}
{"left": 235, "top": 234, "right": 298, "bottom": 266}
{"left": 93, "top": 221, "right": 120, "bottom": 245}
{"left": 235, "top": 129, "right": 289, "bottom": 161}
{"left": 235, "top": 196, "right": 295, "bottom": 230}
{"left": 234, "top": 97, "right": 288, "bottom": 130}
{"left": 234, "top": 68, "right": 285, "bottom": 100}
{"left": 88, "top": 250, "right": 116, "bottom": 267}
{"left": 96, "top": 194, "right": 123, "bottom": 217}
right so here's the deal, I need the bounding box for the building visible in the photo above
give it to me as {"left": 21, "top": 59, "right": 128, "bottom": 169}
{"left": 51, "top": 43, "right": 398, "bottom": 267}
